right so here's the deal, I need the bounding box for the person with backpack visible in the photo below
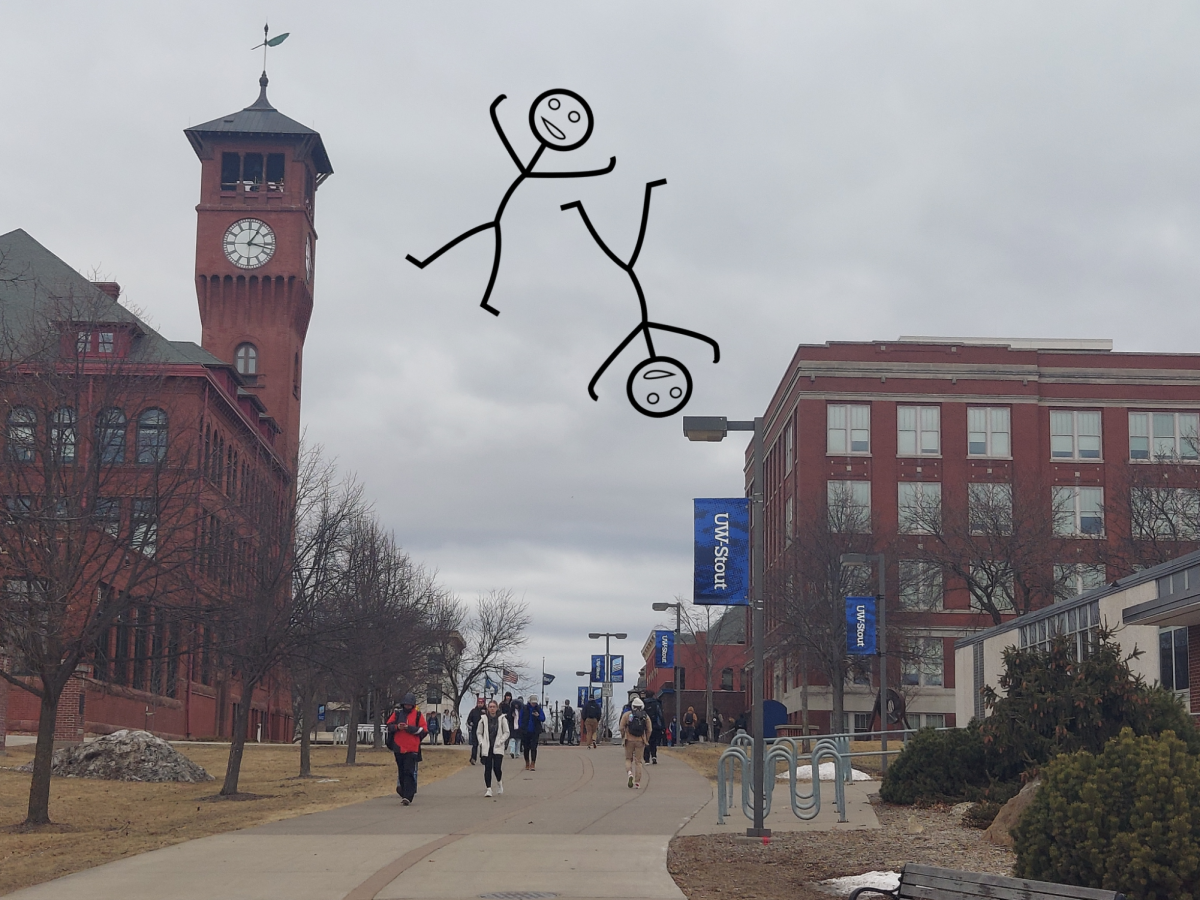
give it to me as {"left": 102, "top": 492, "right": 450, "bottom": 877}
{"left": 507, "top": 695, "right": 523, "bottom": 758}
{"left": 465, "top": 696, "right": 486, "bottom": 765}
{"left": 386, "top": 693, "right": 427, "bottom": 805}
{"left": 582, "top": 696, "right": 601, "bottom": 749}
{"left": 427, "top": 710, "right": 440, "bottom": 745}
{"left": 642, "top": 689, "right": 664, "bottom": 766}
{"left": 559, "top": 699, "right": 576, "bottom": 745}
{"left": 518, "top": 696, "right": 545, "bottom": 770}
{"left": 619, "top": 696, "right": 649, "bottom": 789}
{"left": 474, "top": 698, "right": 509, "bottom": 798}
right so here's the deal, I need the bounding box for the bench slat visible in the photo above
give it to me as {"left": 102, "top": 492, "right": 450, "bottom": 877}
{"left": 900, "top": 865, "right": 1122, "bottom": 900}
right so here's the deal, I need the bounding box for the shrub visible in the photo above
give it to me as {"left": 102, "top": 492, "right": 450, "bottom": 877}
{"left": 880, "top": 724, "right": 990, "bottom": 805}
{"left": 1013, "top": 728, "right": 1200, "bottom": 900}
{"left": 962, "top": 800, "right": 1002, "bottom": 829}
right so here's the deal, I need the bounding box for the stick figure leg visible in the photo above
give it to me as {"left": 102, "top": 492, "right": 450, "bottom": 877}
{"left": 645, "top": 321, "right": 721, "bottom": 362}
{"left": 406, "top": 221, "right": 495, "bottom": 269}
{"left": 589, "top": 323, "right": 650, "bottom": 401}
{"left": 480, "top": 222, "right": 502, "bottom": 316}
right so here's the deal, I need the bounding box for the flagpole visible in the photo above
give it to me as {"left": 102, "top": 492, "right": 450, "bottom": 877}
{"left": 542, "top": 657, "right": 546, "bottom": 707}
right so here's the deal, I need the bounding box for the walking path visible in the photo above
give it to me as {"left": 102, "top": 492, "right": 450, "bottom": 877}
{"left": 8, "top": 745, "right": 713, "bottom": 900}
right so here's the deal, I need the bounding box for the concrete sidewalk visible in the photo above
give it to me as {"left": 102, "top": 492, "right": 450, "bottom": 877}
{"left": 8, "top": 744, "right": 714, "bottom": 900}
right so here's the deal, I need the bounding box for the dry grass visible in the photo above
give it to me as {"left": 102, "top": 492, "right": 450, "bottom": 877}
{"left": 0, "top": 741, "right": 468, "bottom": 896}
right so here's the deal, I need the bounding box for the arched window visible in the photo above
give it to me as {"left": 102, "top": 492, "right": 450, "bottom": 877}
{"left": 52, "top": 407, "right": 77, "bottom": 463}
{"left": 720, "top": 667, "right": 734, "bottom": 692}
{"left": 7, "top": 407, "right": 36, "bottom": 462}
{"left": 136, "top": 409, "right": 168, "bottom": 464}
{"left": 96, "top": 408, "right": 126, "bottom": 464}
{"left": 235, "top": 343, "right": 258, "bottom": 376}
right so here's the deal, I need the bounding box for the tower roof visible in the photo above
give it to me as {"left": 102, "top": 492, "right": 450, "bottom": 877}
{"left": 184, "top": 74, "right": 332, "bottom": 176}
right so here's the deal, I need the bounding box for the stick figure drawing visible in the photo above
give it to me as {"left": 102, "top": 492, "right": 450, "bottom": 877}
{"left": 560, "top": 179, "right": 720, "bottom": 418}
{"left": 406, "top": 89, "right": 616, "bottom": 316}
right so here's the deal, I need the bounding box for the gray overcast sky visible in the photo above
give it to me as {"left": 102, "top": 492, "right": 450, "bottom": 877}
{"left": 4, "top": 2, "right": 1200, "bottom": 707}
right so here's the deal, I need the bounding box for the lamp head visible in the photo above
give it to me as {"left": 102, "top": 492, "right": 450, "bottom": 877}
{"left": 840, "top": 553, "right": 872, "bottom": 566}
{"left": 652, "top": 603, "right": 671, "bottom": 611}
{"left": 682, "top": 416, "right": 729, "bottom": 442}
{"left": 588, "top": 633, "right": 601, "bottom": 639}
{"left": 615, "top": 633, "right": 628, "bottom": 640}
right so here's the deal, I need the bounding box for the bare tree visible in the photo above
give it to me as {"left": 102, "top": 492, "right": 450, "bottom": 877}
{"left": 429, "top": 589, "right": 530, "bottom": 717}
{"left": 0, "top": 289, "right": 204, "bottom": 825}
{"left": 675, "top": 600, "right": 721, "bottom": 740}
{"left": 1099, "top": 453, "right": 1200, "bottom": 576}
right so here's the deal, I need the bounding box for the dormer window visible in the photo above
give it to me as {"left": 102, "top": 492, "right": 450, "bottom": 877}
{"left": 235, "top": 343, "right": 258, "bottom": 376}
{"left": 74, "top": 330, "right": 119, "bottom": 356}
{"left": 220, "top": 152, "right": 286, "bottom": 193}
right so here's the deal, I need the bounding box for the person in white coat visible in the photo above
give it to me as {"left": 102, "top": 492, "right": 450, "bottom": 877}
{"left": 475, "top": 698, "right": 510, "bottom": 798}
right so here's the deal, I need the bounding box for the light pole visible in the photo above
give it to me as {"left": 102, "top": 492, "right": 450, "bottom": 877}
{"left": 682, "top": 415, "right": 769, "bottom": 839}
{"left": 588, "top": 631, "right": 627, "bottom": 741}
{"left": 840, "top": 552, "right": 888, "bottom": 773}
{"left": 652, "top": 601, "right": 683, "bottom": 748}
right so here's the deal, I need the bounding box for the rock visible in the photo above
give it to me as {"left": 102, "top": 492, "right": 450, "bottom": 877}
{"left": 984, "top": 779, "right": 1040, "bottom": 847}
{"left": 950, "top": 801, "right": 973, "bottom": 819}
{"left": 906, "top": 815, "right": 924, "bottom": 834}
{"left": 18, "top": 729, "right": 213, "bottom": 783}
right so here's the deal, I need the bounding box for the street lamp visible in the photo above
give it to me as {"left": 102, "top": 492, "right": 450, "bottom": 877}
{"left": 682, "top": 414, "right": 769, "bottom": 839}
{"left": 840, "top": 552, "right": 888, "bottom": 773}
{"left": 589, "top": 632, "right": 627, "bottom": 739}
{"left": 652, "top": 601, "right": 684, "bottom": 750}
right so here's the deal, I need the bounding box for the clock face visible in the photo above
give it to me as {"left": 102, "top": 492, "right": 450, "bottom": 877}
{"left": 223, "top": 218, "right": 276, "bottom": 269}
{"left": 305, "top": 235, "right": 313, "bottom": 282}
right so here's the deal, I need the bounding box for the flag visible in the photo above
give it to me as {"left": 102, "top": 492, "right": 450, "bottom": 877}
{"left": 484, "top": 675, "right": 499, "bottom": 693}
{"left": 542, "top": 673, "right": 555, "bottom": 685}
{"left": 502, "top": 668, "right": 518, "bottom": 684}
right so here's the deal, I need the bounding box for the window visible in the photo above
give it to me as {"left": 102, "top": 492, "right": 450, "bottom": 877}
{"left": 235, "top": 343, "right": 258, "bottom": 376}
{"left": 220, "top": 153, "right": 241, "bottom": 190}
{"left": 1157, "top": 565, "right": 1200, "bottom": 599}
{"left": 968, "top": 407, "right": 1011, "bottom": 457}
{"left": 784, "top": 419, "right": 794, "bottom": 470}
{"left": 898, "top": 406, "right": 940, "bottom": 456}
{"left": 676, "top": 667, "right": 686, "bottom": 692}
{"left": 1019, "top": 600, "right": 1100, "bottom": 661}
{"left": 132, "top": 498, "right": 156, "bottom": 557}
{"left": 1051, "top": 410, "right": 1102, "bottom": 460}
{"left": 1132, "top": 487, "right": 1200, "bottom": 540}
{"left": 852, "top": 712, "right": 872, "bottom": 734}
{"left": 265, "top": 153, "right": 285, "bottom": 190}
{"left": 968, "top": 483, "right": 1012, "bottom": 535}
{"left": 1053, "top": 486, "right": 1104, "bottom": 536}
{"left": 93, "top": 498, "right": 120, "bottom": 538}
{"left": 827, "top": 404, "right": 870, "bottom": 454}
{"left": 898, "top": 560, "right": 943, "bottom": 611}
{"left": 97, "top": 332, "right": 114, "bottom": 354}
{"left": 136, "top": 409, "right": 167, "bottom": 464}
{"left": 1160, "top": 627, "right": 1189, "bottom": 693}
{"left": 1129, "top": 412, "right": 1200, "bottom": 461}
{"left": 1054, "top": 563, "right": 1106, "bottom": 601}
{"left": 784, "top": 496, "right": 794, "bottom": 545}
{"left": 827, "top": 480, "right": 871, "bottom": 533}
{"left": 7, "top": 406, "right": 36, "bottom": 462}
{"left": 76, "top": 331, "right": 91, "bottom": 353}
{"left": 220, "top": 152, "right": 285, "bottom": 192}
{"left": 969, "top": 563, "right": 1015, "bottom": 612}
{"left": 76, "top": 331, "right": 115, "bottom": 354}
{"left": 721, "top": 668, "right": 734, "bottom": 691}
{"left": 901, "top": 637, "right": 944, "bottom": 687}
{"left": 95, "top": 408, "right": 126, "bottom": 464}
{"left": 923, "top": 713, "right": 946, "bottom": 729}
{"left": 51, "top": 407, "right": 77, "bottom": 463}
{"left": 898, "top": 482, "right": 941, "bottom": 534}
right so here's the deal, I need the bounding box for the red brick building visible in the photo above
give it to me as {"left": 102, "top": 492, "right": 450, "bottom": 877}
{"left": 1, "top": 72, "right": 330, "bottom": 744}
{"left": 755, "top": 337, "right": 1200, "bottom": 732}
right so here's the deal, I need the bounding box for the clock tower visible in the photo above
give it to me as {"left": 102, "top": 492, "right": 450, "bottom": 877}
{"left": 185, "top": 74, "right": 333, "bottom": 465}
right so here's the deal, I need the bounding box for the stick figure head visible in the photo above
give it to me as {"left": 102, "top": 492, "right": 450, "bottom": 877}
{"left": 529, "top": 89, "right": 594, "bottom": 151}
{"left": 626, "top": 356, "right": 693, "bottom": 418}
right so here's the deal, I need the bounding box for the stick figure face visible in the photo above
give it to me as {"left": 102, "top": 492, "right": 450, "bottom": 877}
{"left": 529, "top": 89, "right": 594, "bottom": 151}
{"left": 626, "top": 356, "right": 693, "bottom": 418}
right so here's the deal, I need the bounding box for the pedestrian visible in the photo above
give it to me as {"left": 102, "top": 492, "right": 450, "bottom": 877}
{"left": 475, "top": 698, "right": 509, "bottom": 798}
{"left": 696, "top": 714, "right": 709, "bottom": 743}
{"left": 711, "top": 709, "right": 724, "bottom": 743}
{"left": 668, "top": 717, "right": 678, "bottom": 746}
{"left": 466, "top": 696, "right": 486, "bottom": 765}
{"left": 582, "top": 695, "right": 601, "bottom": 748}
{"left": 642, "top": 689, "right": 664, "bottom": 765}
{"left": 734, "top": 710, "right": 749, "bottom": 734}
{"left": 386, "top": 693, "right": 427, "bottom": 805}
{"left": 559, "top": 699, "right": 577, "bottom": 745}
{"left": 443, "top": 710, "right": 458, "bottom": 746}
{"left": 427, "top": 710, "right": 440, "bottom": 745}
{"left": 682, "top": 706, "right": 697, "bottom": 744}
{"left": 519, "top": 696, "right": 545, "bottom": 770}
{"left": 507, "top": 695, "right": 524, "bottom": 758}
{"left": 620, "top": 696, "right": 650, "bottom": 789}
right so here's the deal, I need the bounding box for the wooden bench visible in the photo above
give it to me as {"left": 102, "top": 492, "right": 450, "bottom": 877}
{"left": 848, "top": 864, "right": 1126, "bottom": 900}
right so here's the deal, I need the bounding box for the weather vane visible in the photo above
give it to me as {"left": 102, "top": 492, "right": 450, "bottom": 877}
{"left": 251, "top": 23, "right": 290, "bottom": 75}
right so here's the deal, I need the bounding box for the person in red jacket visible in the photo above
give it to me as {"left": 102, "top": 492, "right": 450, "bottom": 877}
{"left": 387, "top": 693, "right": 427, "bottom": 805}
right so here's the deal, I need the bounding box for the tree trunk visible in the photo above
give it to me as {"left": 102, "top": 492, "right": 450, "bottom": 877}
{"left": 221, "top": 679, "right": 258, "bottom": 796}
{"left": 344, "top": 692, "right": 361, "bottom": 765}
{"left": 800, "top": 650, "right": 810, "bottom": 747}
{"left": 831, "top": 672, "right": 845, "bottom": 736}
{"left": 373, "top": 693, "right": 383, "bottom": 750}
{"left": 25, "top": 686, "right": 60, "bottom": 825}
{"left": 297, "top": 683, "right": 315, "bottom": 778}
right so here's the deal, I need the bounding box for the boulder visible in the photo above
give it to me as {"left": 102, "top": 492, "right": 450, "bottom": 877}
{"left": 984, "top": 779, "right": 1040, "bottom": 847}
{"left": 18, "top": 729, "right": 213, "bottom": 783}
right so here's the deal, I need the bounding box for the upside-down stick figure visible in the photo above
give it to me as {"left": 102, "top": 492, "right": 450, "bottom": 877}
{"left": 561, "top": 179, "right": 720, "bottom": 418}
{"left": 406, "top": 89, "right": 616, "bottom": 316}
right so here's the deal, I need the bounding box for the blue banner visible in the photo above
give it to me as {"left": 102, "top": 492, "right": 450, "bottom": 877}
{"left": 846, "top": 596, "right": 877, "bottom": 656}
{"left": 694, "top": 498, "right": 751, "bottom": 605}
{"left": 484, "top": 675, "right": 500, "bottom": 693}
{"left": 654, "top": 630, "right": 674, "bottom": 668}
{"left": 543, "top": 673, "right": 555, "bottom": 685}
{"left": 591, "top": 655, "right": 606, "bottom": 683}
{"left": 577, "top": 686, "right": 602, "bottom": 707}
{"left": 610, "top": 655, "right": 624, "bottom": 684}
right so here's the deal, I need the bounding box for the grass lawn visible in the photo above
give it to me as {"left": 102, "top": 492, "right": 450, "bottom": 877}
{"left": 0, "top": 741, "right": 468, "bottom": 896}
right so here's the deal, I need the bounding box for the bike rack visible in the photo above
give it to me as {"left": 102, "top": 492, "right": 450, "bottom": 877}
{"left": 716, "top": 731, "right": 849, "bottom": 825}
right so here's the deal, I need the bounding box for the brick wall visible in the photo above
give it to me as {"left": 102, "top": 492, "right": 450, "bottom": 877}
{"left": 0, "top": 656, "right": 8, "bottom": 751}
{"left": 1190, "top": 626, "right": 1200, "bottom": 716}
{"left": 53, "top": 665, "right": 90, "bottom": 745}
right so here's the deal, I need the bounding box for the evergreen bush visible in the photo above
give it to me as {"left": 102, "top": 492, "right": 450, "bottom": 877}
{"left": 879, "top": 724, "right": 989, "bottom": 804}
{"left": 1013, "top": 728, "right": 1200, "bottom": 900}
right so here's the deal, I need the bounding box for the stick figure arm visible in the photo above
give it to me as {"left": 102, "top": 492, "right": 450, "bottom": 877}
{"left": 628, "top": 179, "right": 667, "bottom": 268}
{"left": 560, "top": 200, "right": 627, "bottom": 270}
{"left": 490, "top": 95, "right": 525, "bottom": 172}
{"left": 527, "top": 157, "right": 616, "bottom": 179}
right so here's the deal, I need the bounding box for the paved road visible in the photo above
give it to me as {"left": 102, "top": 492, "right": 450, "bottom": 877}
{"left": 9, "top": 745, "right": 713, "bottom": 900}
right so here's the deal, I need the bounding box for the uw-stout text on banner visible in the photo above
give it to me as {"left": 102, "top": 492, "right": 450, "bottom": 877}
{"left": 694, "top": 498, "right": 751, "bottom": 605}
{"left": 655, "top": 630, "right": 674, "bottom": 668}
{"left": 845, "top": 596, "right": 877, "bottom": 656}
{"left": 578, "top": 686, "right": 600, "bottom": 707}
{"left": 591, "top": 655, "right": 606, "bottom": 683}
{"left": 610, "top": 655, "right": 624, "bottom": 683}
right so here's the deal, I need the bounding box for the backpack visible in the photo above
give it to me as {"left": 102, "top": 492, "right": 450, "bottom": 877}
{"left": 385, "top": 710, "right": 402, "bottom": 751}
{"left": 626, "top": 710, "right": 647, "bottom": 738}
{"left": 584, "top": 700, "right": 601, "bottom": 719}
{"left": 563, "top": 705, "right": 575, "bottom": 722}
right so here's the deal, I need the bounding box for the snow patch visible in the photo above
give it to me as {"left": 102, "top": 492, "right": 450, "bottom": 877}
{"left": 777, "top": 762, "right": 874, "bottom": 781}
{"left": 815, "top": 870, "right": 900, "bottom": 896}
